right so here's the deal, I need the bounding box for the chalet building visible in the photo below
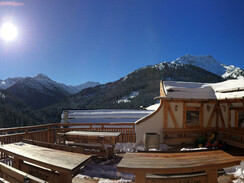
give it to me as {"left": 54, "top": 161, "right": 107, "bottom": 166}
{"left": 136, "top": 79, "right": 244, "bottom": 148}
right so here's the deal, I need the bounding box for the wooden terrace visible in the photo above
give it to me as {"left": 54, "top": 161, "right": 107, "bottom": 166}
{"left": 0, "top": 122, "right": 243, "bottom": 183}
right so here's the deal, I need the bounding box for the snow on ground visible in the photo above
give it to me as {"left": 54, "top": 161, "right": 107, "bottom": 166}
{"left": 74, "top": 143, "right": 244, "bottom": 183}
{"left": 224, "top": 161, "right": 244, "bottom": 183}
{"left": 74, "top": 143, "right": 172, "bottom": 183}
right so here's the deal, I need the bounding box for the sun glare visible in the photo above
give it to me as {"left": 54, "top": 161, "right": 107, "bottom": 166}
{"left": 0, "top": 22, "right": 18, "bottom": 42}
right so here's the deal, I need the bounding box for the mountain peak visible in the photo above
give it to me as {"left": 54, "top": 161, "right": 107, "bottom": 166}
{"left": 33, "top": 73, "right": 51, "bottom": 81}
{"left": 169, "top": 54, "right": 226, "bottom": 76}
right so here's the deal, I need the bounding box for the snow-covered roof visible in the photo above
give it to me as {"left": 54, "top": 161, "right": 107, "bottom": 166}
{"left": 159, "top": 79, "right": 244, "bottom": 100}
{"left": 60, "top": 109, "right": 154, "bottom": 124}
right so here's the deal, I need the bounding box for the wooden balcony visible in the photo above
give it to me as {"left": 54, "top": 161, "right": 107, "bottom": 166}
{"left": 0, "top": 122, "right": 136, "bottom": 159}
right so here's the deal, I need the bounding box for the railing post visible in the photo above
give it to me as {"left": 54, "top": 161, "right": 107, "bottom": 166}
{"left": 90, "top": 124, "right": 92, "bottom": 130}
{"left": 47, "top": 126, "right": 50, "bottom": 143}
{"left": 133, "top": 123, "right": 136, "bottom": 143}
{"left": 24, "top": 129, "right": 29, "bottom": 140}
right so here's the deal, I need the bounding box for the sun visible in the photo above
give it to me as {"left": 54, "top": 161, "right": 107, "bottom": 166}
{"left": 0, "top": 22, "right": 18, "bottom": 42}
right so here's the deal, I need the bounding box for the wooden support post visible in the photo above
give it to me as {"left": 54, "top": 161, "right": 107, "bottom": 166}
{"left": 135, "top": 173, "right": 146, "bottom": 183}
{"left": 183, "top": 102, "right": 186, "bottom": 128}
{"left": 163, "top": 102, "right": 168, "bottom": 128}
{"left": 59, "top": 172, "right": 72, "bottom": 183}
{"left": 13, "top": 157, "right": 23, "bottom": 170}
{"left": 206, "top": 169, "right": 218, "bottom": 183}
{"left": 207, "top": 104, "right": 216, "bottom": 128}
{"left": 168, "top": 104, "right": 178, "bottom": 128}
{"left": 25, "top": 129, "right": 29, "bottom": 140}
{"left": 228, "top": 103, "right": 231, "bottom": 128}
{"left": 132, "top": 123, "right": 135, "bottom": 143}
{"left": 235, "top": 110, "right": 239, "bottom": 128}
{"left": 219, "top": 106, "right": 226, "bottom": 128}
{"left": 216, "top": 106, "right": 219, "bottom": 128}
{"left": 199, "top": 103, "right": 203, "bottom": 128}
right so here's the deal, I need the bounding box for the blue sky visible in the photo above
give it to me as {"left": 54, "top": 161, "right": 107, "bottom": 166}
{"left": 0, "top": 0, "right": 244, "bottom": 85}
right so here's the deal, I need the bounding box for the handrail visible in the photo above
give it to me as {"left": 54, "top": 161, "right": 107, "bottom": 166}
{"left": 0, "top": 122, "right": 136, "bottom": 149}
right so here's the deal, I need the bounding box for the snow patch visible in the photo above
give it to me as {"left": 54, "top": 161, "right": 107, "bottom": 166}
{"left": 117, "top": 91, "right": 139, "bottom": 104}
{"left": 146, "top": 103, "right": 160, "bottom": 110}
{"left": 224, "top": 161, "right": 244, "bottom": 183}
{"left": 0, "top": 92, "right": 5, "bottom": 99}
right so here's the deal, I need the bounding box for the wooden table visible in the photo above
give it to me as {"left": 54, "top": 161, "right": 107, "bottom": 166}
{"left": 63, "top": 131, "right": 121, "bottom": 145}
{"left": 0, "top": 142, "right": 91, "bottom": 183}
{"left": 61, "top": 131, "right": 121, "bottom": 158}
{"left": 117, "top": 150, "right": 241, "bottom": 183}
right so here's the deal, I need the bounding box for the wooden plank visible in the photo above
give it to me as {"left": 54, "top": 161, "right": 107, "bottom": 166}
{"left": 163, "top": 136, "right": 197, "bottom": 145}
{"left": 216, "top": 105, "right": 220, "bottom": 128}
{"left": 228, "top": 103, "right": 231, "bottom": 128}
{"left": 183, "top": 102, "right": 186, "bottom": 128}
{"left": 0, "top": 162, "right": 45, "bottom": 183}
{"left": 135, "top": 173, "right": 146, "bottom": 183}
{"left": 206, "top": 169, "right": 218, "bottom": 183}
{"left": 117, "top": 151, "right": 240, "bottom": 175}
{"left": 199, "top": 103, "right": 203, "bottom": 128}
{"left": 20, "top": 161, "right": 59, "bottom": 183}
{"left": 235, "top": 110, "right": 239, "bottom": 127}
{"left": 0, "top": 143, "right": 91, "bottom": 174}
{"left": 221, "top": 138, "right": 244, "bottom": 149}
{"left": 207, "top": 104, "right": 216, "bottom": 128}
{"left": 186, "top": 107, "right": 200, "bottom": 111}
{"left": 163, "top": 102, "right": 168, "bottom": 129}
{"left": 146, "top": 173, "right": 207, "bottom": 183}
{"left": 168, "top": 104, "right": 178, "bottom": 128}
{"left": 219, "top": 106, "right": 226, "bottom": 128}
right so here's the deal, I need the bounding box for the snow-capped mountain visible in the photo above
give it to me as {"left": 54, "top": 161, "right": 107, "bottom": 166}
{"left": 0, "top": 73, "right": 99, "bottom": 94}
{"left": 1, "top": 73, "right": 99, "bottom": 109}
{"left": 151, "top": 54, "right": 244, "bottom": 79}
{"left": 0, "top": 77, "right": 23, "bottom": 90}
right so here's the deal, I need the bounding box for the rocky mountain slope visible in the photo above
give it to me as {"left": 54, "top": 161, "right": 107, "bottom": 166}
{"left": 1, "top": 74, "right": 99, "bottom": 109}
{"left": 165, "top": 54, "right": 244, "bottom": 79}
{"left": 46, "top": 64, "right": 224, "bottom": 118}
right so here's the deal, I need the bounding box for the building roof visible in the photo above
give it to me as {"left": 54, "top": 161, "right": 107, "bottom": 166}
{"left": 158, "top": 79, "right": 244, "bottom": 100}
{"left": 60, "top": 109, "right": 154, "bottom": 124}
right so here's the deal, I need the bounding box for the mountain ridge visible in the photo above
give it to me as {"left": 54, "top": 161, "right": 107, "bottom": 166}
{"left": 0, "top": 73, "right": 100, "bottom": 94}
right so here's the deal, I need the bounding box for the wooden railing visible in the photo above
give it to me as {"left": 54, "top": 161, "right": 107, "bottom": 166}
{"left": 0, "top": 122, "right": 135, "bottom": 146}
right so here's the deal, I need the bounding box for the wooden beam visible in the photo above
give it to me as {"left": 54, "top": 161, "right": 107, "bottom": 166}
{"left": 183, "top": 102, "right": 186, "bottom": 128}
{"left": 0, "top": 162, "right": 45, "bottom": 183}
{"left": 163, "top": 102, "right": 168, "bottom": 129}
{"left": 207, "top": 104, "right": 216, "bottom": 128}
{"left": 168, "top": 104, "right": 178, "bottom": 128}
{"left": 199, "top": 103, "right": 203, "bottom": 128}
{"left": 228, "top": 103, "right": 231, "bottom": 128}
{"left": 216, "top": 105, "right": 219, "bottom": 128}
{"left": 219, "top": 106, "right": 226, "bottom": 128}
{"left": 186, "top": 107, "right": 200, "bottom": 111}
{"left": 235, "top": 110, "right": 239, "bottom": 128}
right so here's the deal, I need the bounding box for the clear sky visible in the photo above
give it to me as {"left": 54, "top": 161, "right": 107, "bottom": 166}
{"left": 0, "top": 0, "right": 244, "bottom": 85}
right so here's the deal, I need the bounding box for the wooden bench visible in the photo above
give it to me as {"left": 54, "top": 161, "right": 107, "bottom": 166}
{"left": 22, "top": 139, "right": 107, "bottom": 157}
{"left": 0, "top": 142, "right": 91, "bottom": 183}
{"left": 117, "top": 151, "right": 240, "bottom": 183}
{"left": 0, "top": 162, "right": 45, "bottom": 183}
{"left": 66, "top": 141, "right": 114, "bottom": 159}
{"left": 163, "top": 128, "right": 217, "bottom": 145}
{"left": 221, "top": 128, "right": 244, "bottom": 149}
{"left": 146, "top": 169, "right": 225, "bottom": 183}
{"left": 58, "top": 131, "right": 120, "bottom": 159}
{"left": 163, "top": 127, "right": 244, "bottom": 149}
